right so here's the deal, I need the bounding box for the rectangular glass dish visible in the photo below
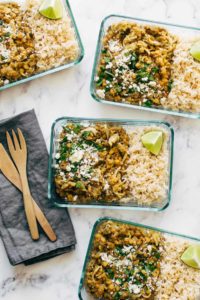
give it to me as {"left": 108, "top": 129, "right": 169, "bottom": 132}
{"left": 90, "top": 15, "right": 200, "bottom": 119}
{"left": 0, "top": 0, "right": 84, "bottom": 92}
{"left": 78, "top": 217, "right": 200, "bottom": 300}
{"left": 48, "top": 117, "right": 174, "bottom": 211}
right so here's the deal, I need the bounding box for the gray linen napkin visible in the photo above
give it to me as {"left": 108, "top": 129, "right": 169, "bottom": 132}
{"left": 0, "top": 109, "right": 76, "bottom": 265}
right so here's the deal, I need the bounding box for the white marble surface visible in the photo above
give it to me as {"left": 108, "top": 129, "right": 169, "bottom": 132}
{"left": 0, "top": 0, "right": 200, "bottom": 299}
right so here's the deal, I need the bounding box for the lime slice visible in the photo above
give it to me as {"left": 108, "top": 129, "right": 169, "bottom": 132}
{"left": 141, "top": 131, "right": 163, "bottom": 155}
{"left": 181, "top": 245, "right": 200, "bottom": 269}
{"left": 190, "top": 41, "right": 200, "bottom": 62}
{"left": 39, "top": 0, "right": 63, "bottom": 20}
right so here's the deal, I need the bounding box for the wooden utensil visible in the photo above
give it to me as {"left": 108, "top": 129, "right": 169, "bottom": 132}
{"left": 0, "top": 143, "right": 57, "bottom": 242}
{"left": 6, "top": 129, "right": 39, "bottom": 240}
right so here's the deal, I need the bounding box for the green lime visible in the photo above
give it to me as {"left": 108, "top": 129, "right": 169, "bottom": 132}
{"left": 181, "top": 245, "right": 200, "bottom": 269}
{"left": 141, "top": 131, "right": 163, "bottom": 155}
{"left": 190, "top": 41, "right": 200, "bottom": 62}
{"left": 39, "top": 0, "right": 63, "bottom": 20}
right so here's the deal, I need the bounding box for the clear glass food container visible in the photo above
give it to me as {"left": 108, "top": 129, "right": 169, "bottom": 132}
{"left": 90, "top": 15, "right": 200, "bottom": 119}
{"left": 78, "top": 217, "right": 200, "bottom": 300}
{"left": 0, "top": 0, "right": 84, "bottom": 92}
{"left": 48, "top": 117, "right": 174, "bottom": 211}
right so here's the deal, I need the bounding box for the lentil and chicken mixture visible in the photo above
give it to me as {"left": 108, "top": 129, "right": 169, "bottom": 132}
{"left": 95, "top": 21, "right": 200, "bottom": 113}
{"left": 84, "top": 220, "right": 200, "bottom": 300}
{"left": 0, "top": 0, "right": 79, "bottom": 87}
{"left": 95, "top": 22, "right": 177, "bottom": 107}
{"left": 54, "top": 122, "right": 170, "bottom": 205}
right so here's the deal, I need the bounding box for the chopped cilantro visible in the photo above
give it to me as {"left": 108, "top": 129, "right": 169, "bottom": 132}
{"left": 104, "top": 70, "right": 114, "bottom": 80}
{"left": 82, "top": 131, "right": 91, "bottom": 139}
{"left": 4, "top": 32, "right": 10, "bottom": 38}
{"left": 145, "top": 263, "right": 156, "bottom": 273}
{"left": 144, "top": 99, "right": 153, "bottom": 107}
{"left": 115, "top": 85, "right": 122, "bottom": 94}
{"left": 168, "top": 79, "right": 173, "bottom": 92}
{"left": 105, "top": 86, "right": 111, "bottom": 92}
{"left": 151, "top": 66, "right": 159, "bottom": 74}
{"left": 138, "top": 271, "right": 147, "bottom": 281}
{"left": 129, "top": 52, "right": 138, "bottom": 69}
{"left": 101, "top": 48, "right": 107, "bottom": 54}
{"left": 106, "top": 268, "right": 114, "bottom": 279}
{"left": 73, "top": 124, "right": 81, "bottom": 134}
{"left": 60, "top": 153, "right": 66, "bottom": 161}
{"left": 75, "top": 181, "right": 86, "bottom": 190}
{"left": 96, "top": 78, "right": 103, "bottom": 86}
{"left": 61, "top": 136, "right": 68, "bottom": 143}
{"left": 114, "top": 292, "right": 120, "bottom": 300}
{"left": 115, "top": 245, "right": 126, "bottom": 256}
{"left": 104, "top": 57, "right": 111, "bottom": 63}
{"left": 152, "top": 250, "right": 160, "bottom": 259}
{"left": 63, "top": 126, "right": 71, "bottom": 133}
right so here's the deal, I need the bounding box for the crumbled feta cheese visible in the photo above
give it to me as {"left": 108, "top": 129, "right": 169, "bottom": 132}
{"left": 66, "top": 165, "right": 71, "bottom": 171}
{"left": 55, "top": 153, "right": 60, "bottom": 159}
{"left": 109, "top": 40, "right": 122, "bottom": 53}
{"left": 128, "top": 283, "right": 141, "bottom": 294}
{"left": 69, "top": 150, "right": 84, "bottom": 163}
{"left": 100, "top": 253, "right": 114, "bottom": 264}
{"left": 122, "top": 245, "right": 133, "bottom": 254}
{"left": 104, "top": 181, "right": 110, "bottom": 191}
{"left": 96, "top": 89, "right": 105, "bottom": 99}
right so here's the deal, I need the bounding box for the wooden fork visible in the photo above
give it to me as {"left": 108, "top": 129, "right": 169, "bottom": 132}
{"left": 0, "top": 143, "right": 57, "bottom": 242}
{"left": 6, "top": 129, "right": 39, "bottom": 240}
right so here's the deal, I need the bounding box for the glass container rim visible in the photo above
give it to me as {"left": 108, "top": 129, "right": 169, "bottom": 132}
{"left": 78, "top": 216, "right": 200, "bottom": 299}
{"left": 90, "top": 14, "right": 200, "bottom": 120}
{"left": 0, "top": 0, "right": 84, "bottom": 92}
{"left": 48, "top": 117, "right": 174, "bottom": 212}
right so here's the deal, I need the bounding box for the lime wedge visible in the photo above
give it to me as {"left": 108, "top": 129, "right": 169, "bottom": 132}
{"left": 190, "top": 41, "right": 200, "bottom": 62}
{"left": 39, "top": 0, "right": 63, "bottom": 20}
{"left": 141, "top": 131, "right": 163, "bottom": 155}
{"left": 181, "top": 245, "right": 200, "bottom": 269}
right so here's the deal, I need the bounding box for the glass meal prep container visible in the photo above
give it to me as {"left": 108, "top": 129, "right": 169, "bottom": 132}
{"left": 0, "top": 0, "right": 84, "bottom": 92}
{"left": 90, "top": 15, "right": 200, "bottom": 119}
{"left": 78, "top": 217, "right": 200, "bottom": 300}
{"left": 48, "top": 117, "right": 174, "bottom": 211}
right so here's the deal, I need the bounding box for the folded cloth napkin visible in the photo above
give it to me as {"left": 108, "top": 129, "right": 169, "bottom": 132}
{"left": 0, "top": 109, "right": 76, "bottom": 265}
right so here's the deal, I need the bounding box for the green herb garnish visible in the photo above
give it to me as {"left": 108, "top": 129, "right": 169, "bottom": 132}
{"left": 145, "top": 263, "right": 156, "bottom": 273}
{"left": 75, "top": 181, "right": 86, "bottom": 190}
{"left": 82, "top": 131, "right": 91, "bottom": 139}
{"left": 115, "top": 245, "right": 126, "bottom": 256}
{"left": 101, "top": 48, "right": 107, "bottom": 54}
{"left": 168, "top": 79, "right": 173, "bottom": 92}
{"left": 144, "top": 99, "right": 153, "bottom": 107}
{"left": 73, "top": 124, "right": 81, "bottom": 134}
{"left": 114, "top": 292, "right": 121, "bottom": 300}
{"left": 104, "top": 57, "right": 111, "bottom": 63}
{"left": 106, "top": 268, "right": 114, "bottom": 279}
{"left": 60, "top": 153, "right": 66, "bottom": 161}
{"left": 4, "top": 32, "right": 10, "bottom": 38}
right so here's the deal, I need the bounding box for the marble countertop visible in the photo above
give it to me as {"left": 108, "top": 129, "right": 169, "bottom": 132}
{"left": 0, "top": 0, "right": 200, "bottom": 299}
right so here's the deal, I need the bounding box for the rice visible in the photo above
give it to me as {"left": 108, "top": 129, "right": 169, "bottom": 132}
{"left": 161, "top": 38, "right": 200, "bottom": 113}
{"left": 155, "top": 235, "right": 200, "bottom": 299}
{"left": 24, "top": 0, "right": 79, "bottom": 72}
{"left": 126, "top": 126, "right": 169, "bottom": 205}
